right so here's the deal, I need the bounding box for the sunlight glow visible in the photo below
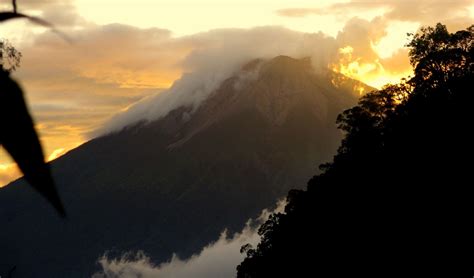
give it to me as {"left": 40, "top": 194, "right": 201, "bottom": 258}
{"left": 363, "top": 70, "right": 413, "bottom": 89}
{"left": 0, "top": 161, "right": 21, "bottom": 187}
{"left": 333, "top": 53, "right": 413, "bottom": 90}
{"left": 336, "top": 63, "right": 413, "bottom": 89}
{"left": 372, "top": 21, "right": 419, "bottom": 59}
{"left": 339, "top": 45, "right": 354, "bottom": 55}
{"left": 47, "top": 148, "right": 67, "bottom": 162}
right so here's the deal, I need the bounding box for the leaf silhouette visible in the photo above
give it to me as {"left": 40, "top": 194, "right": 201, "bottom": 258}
{"left": 0, "top": 70, "right": 66, "bottom": 217}
{"left": 0, "top": 12, "right": 71, "bottom": 43}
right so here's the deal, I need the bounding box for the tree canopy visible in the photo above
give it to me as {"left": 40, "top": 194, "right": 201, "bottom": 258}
{"left": 237, "top": 23, "right": 474, "bottom": 277}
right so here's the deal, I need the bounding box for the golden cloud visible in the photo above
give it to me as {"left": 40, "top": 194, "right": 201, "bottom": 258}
{"left": 0, "top": 160, "right": 21, "bottom": 187}
{"left": 2, "top": 14, "right": 452, "bottom": 185}
{"left": 277, "top": 0, "right": 473, "bottom": 25}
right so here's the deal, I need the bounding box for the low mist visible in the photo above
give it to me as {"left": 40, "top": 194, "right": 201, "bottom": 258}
{"left": 93, "top": 200, "right": 286, "bottom": 278}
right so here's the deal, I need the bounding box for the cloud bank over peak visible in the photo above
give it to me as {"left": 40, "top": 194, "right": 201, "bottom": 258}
{"left": 93, "top": 200, "right": 286, "bottom": 278}
{"left": 2, "top": 7, "right": 442, "bottom": 184}
{"left": 94, "top": 26, "right": 339, "bottom": 136}
{"left": 94, "top": 15, "right": 424, "bottom": 136}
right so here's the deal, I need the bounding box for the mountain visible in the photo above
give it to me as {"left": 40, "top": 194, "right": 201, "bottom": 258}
{"left": 0, "top": 56, "right": 371, "bottom": 277}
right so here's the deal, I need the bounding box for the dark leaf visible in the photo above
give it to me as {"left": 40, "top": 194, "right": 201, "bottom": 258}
{"left": 0, "top": 70, "right": 65, "bottom": 217}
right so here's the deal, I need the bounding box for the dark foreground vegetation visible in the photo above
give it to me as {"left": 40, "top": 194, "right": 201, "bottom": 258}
{"left": 238, "top": 23, "right": 474, "bottom": 277}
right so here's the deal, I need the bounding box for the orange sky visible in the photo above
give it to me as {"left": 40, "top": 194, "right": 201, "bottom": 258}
{"left": 0, "top": 0, "right": 473, "bottom": 185}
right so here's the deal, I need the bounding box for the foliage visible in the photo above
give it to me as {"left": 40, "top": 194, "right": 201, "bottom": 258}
{"left": 237, "top": 23, "right": 474, "bottom": 277}
{"left": 0, "top": 39, "right": 22, "bottom": 73}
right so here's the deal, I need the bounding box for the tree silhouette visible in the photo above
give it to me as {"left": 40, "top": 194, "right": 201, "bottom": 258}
{"left": 0, "top": 0, "right": 66, "bottom": 216}
{"left": 237, "top": 23, "right": 474, "bottom": 277}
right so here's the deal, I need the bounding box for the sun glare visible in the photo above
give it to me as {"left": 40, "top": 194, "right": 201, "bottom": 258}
{"left": 333, "top": 54, "right": 413, "bottom": 90}
{"left": 372, "top": 21, "right": 420, "bottom": 59}
{"left": 0, "top": 161, "right": 21, "bottom": 187}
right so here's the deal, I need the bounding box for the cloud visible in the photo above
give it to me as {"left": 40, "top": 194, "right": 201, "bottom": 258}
{"left": 277, "top": 2, "right": 378, "bottom": 18}
{"left": 0, "top": 1, "right": 465, "bottom": 187}
{"left": 380, "top": 48, "right": 411, "bottom": 75}
{"left": 275, "top": 2, "right": 472, "bottom": 87}
{"left": 330, "top": 16, "right": 416, "bottom": 88}
{"left": 277, "top": 0, "right": 473, "bottom": 27}
{"left": 276, "top": 8, "right": 323, "bottom": 18}
{"left": 23, "top": 21, "right": 412, "bottom": 137}
{"left": 92, "top": 200, "right": 286, "bottom": 278}
{"left": 94, "top": 26, "right": 339, "bottom": 136}
{"left": 0, "top": 0, "right": 82, "bottom": 27}
{"left": 383, "top": 0, "right": 472, "bottom": 24}
{"left": 20, "top": 23, "right": 177, "bottom": 89}
{"left": 337, "top": 17, "right": 388, "bottom": 62}
{"left": 0, "top": 0, "right": 70, "bottom": 11}
{"left": 1, "top": 13, "right": 423, "bottom": 185}
{"left": 15, "top": 24, "right": 335, "bottom": 138}
{"left": 40, "top": 3, "right": 85, "bottom": 27}
{"left": 0, "top": 24, "right": 325, "bottom": 181}
{"left": 8, "top": 23, "right": 176, "bottom": 162}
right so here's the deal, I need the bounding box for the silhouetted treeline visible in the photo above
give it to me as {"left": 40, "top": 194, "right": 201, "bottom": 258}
{"left": 237, "top": 23, "right": 474, "bottom": 277}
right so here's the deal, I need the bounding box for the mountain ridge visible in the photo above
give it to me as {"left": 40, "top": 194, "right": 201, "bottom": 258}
{"left": 1, "top": 55, "right": 371, "bottom": 278}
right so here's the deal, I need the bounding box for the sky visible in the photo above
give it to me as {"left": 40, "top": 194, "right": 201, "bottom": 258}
{"left": 0, "top": 0, "right": 473, "bottom": 185}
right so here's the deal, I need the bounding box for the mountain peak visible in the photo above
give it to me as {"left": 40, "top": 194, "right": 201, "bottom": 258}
{"left": 267, "top": 55, "right": 311, "bottom": 67}
{"left": 164, "top": 55, "right": 367, "bottom": 148}
{"left": 236, "top": 56, "right": 361, "bottom": 126}
{"left": 240, "top": 56, "right": 312, "bottom": 79}
{"left": 97, "top": 55, "right": 372, "bottom": 138}
{"left": 0, "top": 55, "right": 369, "bottom": 278}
